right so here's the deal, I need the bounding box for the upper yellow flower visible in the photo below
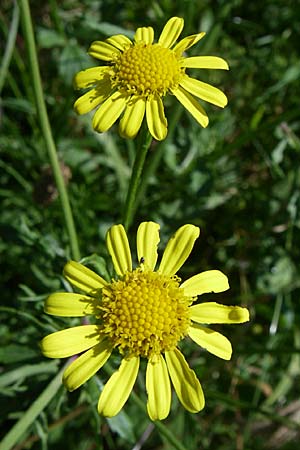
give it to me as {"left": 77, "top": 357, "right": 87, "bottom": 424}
{"left": 74, "top": 17, "right": 229, "bottom": 140}
{"left": 41, "top": 222, "right": 249, "bottom": 421}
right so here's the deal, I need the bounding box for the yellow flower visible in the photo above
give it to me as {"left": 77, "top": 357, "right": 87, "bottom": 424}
{"left": 74, "top": 17, "right": 229, "bottom": 140}
{"left": 41, "top": 222, "right": 249, "bottom": 420}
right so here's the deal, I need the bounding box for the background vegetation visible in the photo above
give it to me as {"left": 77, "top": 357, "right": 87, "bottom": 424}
{"left": 1, "top": 0, "right": 300, "bottom": 448}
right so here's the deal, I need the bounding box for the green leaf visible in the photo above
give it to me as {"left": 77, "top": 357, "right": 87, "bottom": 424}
{"left": 257, "top": 255, "right": 297, "bottom": 294}
{"left": 58, "top": 41, "right": 93, "bottom": 86}
{"left": 107, "top": 413, "right": 135, "bottom": 443}
{"left": 80, "top": 254, "right": 110, "bottom": 282}
{"left": 0, "top": 361, "right": 58, "bottom": 388}
{"left": 0, "top": 344, "right": 39, "bottom": 364}
{"left": 36, "top": 27, "right": 66, "bottom": 48}
{"left": 82, "top": 19, "right": 134, "bottom": 38}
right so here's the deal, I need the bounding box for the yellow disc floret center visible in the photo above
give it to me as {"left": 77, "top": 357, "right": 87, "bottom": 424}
{"left": 111, "top": 43, "right": 184, "bottom": 97}
{"left": 100, "top": 268, "right": 191, "bottom": 358}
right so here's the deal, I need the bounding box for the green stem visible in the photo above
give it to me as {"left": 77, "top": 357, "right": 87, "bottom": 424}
{"left": 49, "top": 0, "right": 66, "bottom": 37}
{"left": 133, "top": 103, "right": 183, "bottom": 218}
{"left": 0, "top": 364, "right": 66, "bottom": 450}
{"left": 130, "top": 391, "right": 188, "bottom": 450}
{"left": 19, "top": 0, "right": 80, "bottom": 260}
{"left": 269, "top": 293, "right": 283, "bottom": 335}
{"left": 122, "top": 126, "right": 152, "bottom": 230}
{"left": 0, "top": 1, "right": 20, "bottom": 94}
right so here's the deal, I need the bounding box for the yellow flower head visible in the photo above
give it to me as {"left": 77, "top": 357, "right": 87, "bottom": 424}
{"left": 74, "top": 17, "right": 229, "bottom": 140}
{"left": 41, "top": 222, "right": 249, "bottom": 420}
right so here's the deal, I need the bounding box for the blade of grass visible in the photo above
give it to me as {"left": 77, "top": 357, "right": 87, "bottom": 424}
{"left": 0, "top": 364, "right": 66, "bottom": 450}
{"left": 0, "top": 361, "right": 58, "bottom": 388}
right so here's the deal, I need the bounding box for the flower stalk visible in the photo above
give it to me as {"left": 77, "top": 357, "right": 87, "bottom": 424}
{"left": 122, "top": 125, "right": 153, "bottom": 229}
{"left": 20, "top": 0, "right": 80, "bottom": 260}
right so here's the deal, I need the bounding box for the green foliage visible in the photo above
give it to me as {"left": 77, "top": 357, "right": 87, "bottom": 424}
{"left": 1, "top": 0, "right": 300, "bottom": 449}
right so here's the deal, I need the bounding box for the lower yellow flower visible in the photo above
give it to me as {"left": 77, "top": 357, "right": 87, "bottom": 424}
{"left": 41, "top": 222, "right": 249, "bottom": 420}
{"left": 74, "top": 16, "right": 229, "bottom": 140}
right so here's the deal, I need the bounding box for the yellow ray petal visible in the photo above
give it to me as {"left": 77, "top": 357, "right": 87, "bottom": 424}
{"left": 92, "top": 91, "right": 127, "bottom": 133}
{"left": 88, "top": 40, "right": 121, "bottom": 61}
{"left": 190, "top": 302, "right": 250, "bottom": 324}
{"left": 173, "top": 32, "right": 206, "bottom": 55}
{"left": 181, "top": 56, "right": 229, "bottom": 70}
{"left": 136, "top": 222, "right": 160, "bottom": 270}
{"left": 171, "top": 85, "right": 209, "bottom": 128}
{"left": 63, "top": 340, "right": 113, "bottom": 391}
{"left": 98, "top": 356, "right": 140, "bottom": 417}
{"left": 106, "top": 224, "right": 132, "bottom": 276}
{"left": 181, "top": 270, "right": 229, "bottom": 297}
{"left": 165, "top": 348, "right": 204, "bottom": 412}
{"left": 146, "top": 94, "right": 168, "bottom": 141}
{"left": 44, "top": 292, "right": 100, "bottom": 317}
{"left": 119, "top": 96, "right": 146, "bottom": 139}
{"left": 40, "top": 325, "right": 102, "bottom": 358}
{"left": 146, "top": 355, "right": 171, "bottom": 421}
{"left": 180, "top": 75, "right": 228, "bottom": 108}
{"left": 74, "top": 84, "right": 111, "bottom": 115}
{"left": 63, "top": 260, "right": 107, "bottom": 296}
{"left": 188, "top": 324, "right": 232, "bottom": 360}
{"left": 105, "top": 34, "right": 132, "bottom": 51}
{"left": 159, "top": 224, "right": 200, "bottom": 277}
{"left": 158, "top": 17, "right": 184, "bottom": 48}
{"left": 134, "top": 26, "right": 154, "bottom": 44}
{"left": 73, "top": 67, "right": 109, "bottom": 89}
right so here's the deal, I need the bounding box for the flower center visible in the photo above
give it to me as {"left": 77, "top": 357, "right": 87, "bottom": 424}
{"left": 100, "top": 268, "right": 191, "bottom": 359}
{"left": 111, "top": 43, "right": 184, "bottom": 97}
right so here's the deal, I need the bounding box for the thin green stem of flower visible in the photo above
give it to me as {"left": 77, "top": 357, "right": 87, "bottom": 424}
{"left": 133, "top": 103, "right": 183, "bottom": 218}
{"left": 122, "top": 125, "right": 153, "bottom": 230}
{"left": 19, "top": 0, "right": 80, "bottom": 260}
